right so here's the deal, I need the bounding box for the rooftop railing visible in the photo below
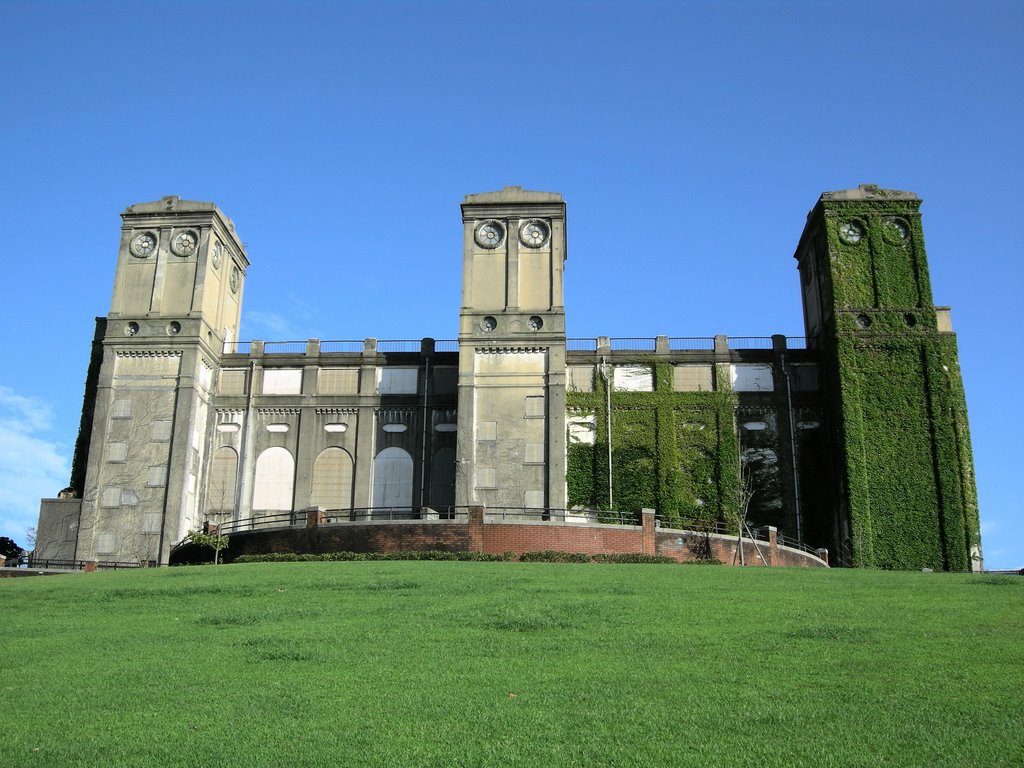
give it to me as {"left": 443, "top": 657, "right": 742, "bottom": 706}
{"left": 221, "top": 336, "right": 808, "bottom": 356}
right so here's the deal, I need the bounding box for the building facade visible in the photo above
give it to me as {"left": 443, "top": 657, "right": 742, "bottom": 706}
{"left": 36, "top": 186, "right": 981, "bottom": 570}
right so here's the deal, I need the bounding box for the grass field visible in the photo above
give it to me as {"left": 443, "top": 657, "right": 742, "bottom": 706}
{"left": 3, "top": 562, "right": 1022, "bottom": 767}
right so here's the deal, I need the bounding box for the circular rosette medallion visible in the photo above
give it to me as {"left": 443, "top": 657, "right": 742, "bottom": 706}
{"left": 171, "top": 230, "right": 199, "bottom": 257}
{"left": 230, "top": 266, "right": 240, "bottom": 293}
{"left": 130, "top": 231, "right": 157, "bottom": 259}
{"left": 838, "top": 222, "right": 863, "bottom": 244}
{"left": 211, "top": 242, "right": 223, "bottom": 269}
{"left": 474, "top": 220, "right": 505, "bottom": 249}
{"left": 519, "top": 220, "right": 550, "bottom": 248}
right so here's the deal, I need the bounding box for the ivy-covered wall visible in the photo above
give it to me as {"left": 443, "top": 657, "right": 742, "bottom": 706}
{"left": 566, "top": 362, "right": 740, "bottom": 529}
{"left": 813, "top": 189, "right": 980, "bottom": 570}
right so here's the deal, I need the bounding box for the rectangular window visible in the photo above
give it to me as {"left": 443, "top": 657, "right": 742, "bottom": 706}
{"left": 107, "top": 442, "right": 127, "bottom": 463}
{"left": 433, "top": 367, "right": 458, "bottom": 394}
{"left": 219, "top": 369, "right": 247, "bottom": 395}
{"left": 152, "top": 420, "right": 173, "bottom": 442}
{"left": 147, "top": 466, "right": 167, "bottom": 487}
{"left": 731, "top": 364, "right": 774, "bottom": 392}
{"left": 614, "top": 366, "right": 654, "bottom": 392}
{"left": 262, "top": 368, "right": 303, "bottom": 395}
{"left": 476, "top": 467, "right": 497, "bottom": 489}
{"left": 525, "top": 444, "right": 545, "bottom": 464}
{"left": 673, "top": 364, "right": 714, "bottom": 392}
{"left": 525, "top": 396, "right": 546, "bottom": 418}
{"left": 567, "top": 366, "right": 594, "bottom": 393}
{"left": 111, "top": 398, "right": 132, "bottom": 419}
{"left": 318, "top": 367, "right": 359, "bottom": 395}
{"left": 378, "top": 368, "right": 419, "bottom": 395}
{"left": 96, "top": 533, "right": 117, "bottom": 554}
{"left": 141, "top": 514, "right": 162, "bottom": 535}
{"left": 100, "top": 487, "right": 121, "bottom": 508}
{"left": 478, "top": 421, "right": 497, "bottom": 441}
{"left": 790, "top": 364, "right": 820, "bottom": 392}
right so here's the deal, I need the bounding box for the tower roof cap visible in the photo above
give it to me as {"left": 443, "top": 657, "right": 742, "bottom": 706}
{"left": 463, "top": 187, "right": 563, "bottom": 204}
{"left": 820, "top": 184, "right": 918, "bottom": 202}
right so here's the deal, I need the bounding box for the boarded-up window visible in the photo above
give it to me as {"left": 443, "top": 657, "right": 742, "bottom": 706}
{"left": 112, "top": 399, "right": 132, "bottom": 419}
{"left": 731, "top": 364, "right": 774, "bottom": 392}
{"left": 433, "top": 367, "right": 458, "bottom": 394}
{"left": 152, "top": 420, "right": 173, "bottom": 441}
{"left": 147, "top": 465, "right": 167, "bottom": 487}
{"left": 207, "top": 447, "right": 238, "bottom": 512}
{"left": 252, "top": 447, "right": 294, "bottom": 511}
{"left": 478, "top": 421, "right": 497, "bottom": 441}
{"left": 372, "top": 447, "right": 413, "bottom": 508}
{"left": 525, "top": 396, "right": 545, "bottom": 418}
{"left": 476, "top": 467, "right": 497, "bottom": 489}
{"left": 568, "top": 415, "right": 597, "bottom": 445}
{"left": 262, "top": 368, "right": 302, "bottom": 395}
{"left": 790, "top": 364, "right": 819, "bottom": 392}
{"left": 107, "top": 442, "right": 127, "bottom": 462}
{"left": 673, "top": 364, "right": 713, "bottom": 392}
{"left": 525, "top": 444, "right": 545, "bottom": 464}
{"left": 101, "top": 487, "right": 121, "bottom": 507}
{"left": 142, "top": 514, "right": 162, "bottom": 534}
{"left": 567, "top": 366, "right": 594, "bottom": 392}
{"left": 318, "top": 368, "right": 359, "bottom": 395}
{"left": 379, "top": 368, "right": 418, "bottom": 395}
{"left": 96, "top": 533, "right": 116, "bottom": 554}
{"left": 311, "top": 447, "right": 354, "bottom": 511}
{"left": 219, "top": 369, "right": 247, "bottom": 395}
{"left": 614, "top": 366, "right": 653, "bottom": 392}
{"left": 524, "top": 490, "right": 545, "bottom": 509}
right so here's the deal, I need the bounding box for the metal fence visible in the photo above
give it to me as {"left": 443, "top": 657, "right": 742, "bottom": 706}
{"left": 320, "top": 340, "right": 364, "bottom": 353}
{"left": 263, "top": 341, "right": 307, "bottom": 354}
{"left": 434, "top": 340, "right": 459, "bottom": 352}
{"left": 376, "top": 340, "right": 423, "bottom": 353}
{"left": 727, "top": 336, "right": 773, "bottom": 349}
{"left": 669, "top": 337, "right": 715, "bottom": 350}
{"left": 25, "top": 558, "right": 144, "bottom": 570}
{"left": 567, "top": 338, "right": 598, "bottom": 351}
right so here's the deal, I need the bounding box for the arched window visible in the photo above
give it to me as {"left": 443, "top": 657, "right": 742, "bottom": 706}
{"left": 207, "top": 447, "right": 238, "bottom": 515}
{"left": 311, "top": 447, "right": 354, "bottom": 511}
{"left": 372, "top": 447, "right": 413, "bottom": 509}
{"left": 253, "top": 446, "right": 295, "bottom": 512}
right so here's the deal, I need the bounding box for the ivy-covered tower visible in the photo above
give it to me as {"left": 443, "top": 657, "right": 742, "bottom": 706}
{"left": 795, "top": 185, "right": 980, "bottom": 570}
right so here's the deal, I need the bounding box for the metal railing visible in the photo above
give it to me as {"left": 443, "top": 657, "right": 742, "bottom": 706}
{"left": 785, "top": 337, "right": 808, "bottom": 349}
{"left": 25, "top": 558, "right": 144, "bottom": 570}
{"left": 222, "top": 341, "right": 252, "bottom": 355}
{"left": 320, "top": 340, "right": 364, "bottom": 353}
{"left": 654, "top": 515, "right": 733, "bottom": 534}
{"left": 567, "top": 338, "right": 598, "bottom": 351}
{"left": 485, "top": 507, "right": 641, "bottom": 525}
{"left": 727, "top": 337, "right": 773, "bottom": 349}
{"left": 264, "top": 341, "right": 307, "bottom": 354}
{"left": 669, "top": 337, "right": 715, "bottom": 350}
{"left": 434, "top": 340, "right": 459, "bottom": 352}
{"left": 609, "top": 338, "right": 657, "bottom": 351}
{"left": 376, "top": 340, "right": 423, "bottom": 353}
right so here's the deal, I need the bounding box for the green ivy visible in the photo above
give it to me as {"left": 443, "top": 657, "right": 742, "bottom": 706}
{"left": 566, "top": 362, "right": 739, "bottom": 530}
{"left": 824, "top": 199, "right": 979, "bottom": 570}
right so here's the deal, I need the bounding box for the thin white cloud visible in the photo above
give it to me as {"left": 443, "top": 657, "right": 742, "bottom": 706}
{"left": 0, "top": 387, "right": 69, "bottom": 545}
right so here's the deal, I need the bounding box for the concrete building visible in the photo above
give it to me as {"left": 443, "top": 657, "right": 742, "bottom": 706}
{"left": 36, "top": 186, "right": 981, "bottom": 570}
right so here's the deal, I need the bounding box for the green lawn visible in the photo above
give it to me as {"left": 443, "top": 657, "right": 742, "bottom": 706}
{"left": 3, "top": 563, "right": 1021, "bottom": 767}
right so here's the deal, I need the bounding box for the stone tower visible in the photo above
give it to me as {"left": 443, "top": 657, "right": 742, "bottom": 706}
{"left": 795, "top": 185, "right": 980, "bottom": 569}
{"left": 456, "top": 188, "right": 568, "bottom": 511}
{"left": 72, "top": 196, "right": 248, "bottom": 564}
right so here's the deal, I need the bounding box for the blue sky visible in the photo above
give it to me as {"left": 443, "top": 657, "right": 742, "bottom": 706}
{"left": 1, "top": 0, "right": 1020, "bottom": 568}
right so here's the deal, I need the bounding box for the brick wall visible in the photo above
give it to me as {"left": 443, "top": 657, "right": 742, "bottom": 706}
{"left": 206, "top": 515, "right": 827, "bottom": 567}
